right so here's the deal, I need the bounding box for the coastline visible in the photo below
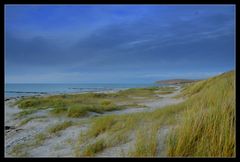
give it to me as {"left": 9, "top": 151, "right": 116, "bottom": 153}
{"left": 4, "top": 88, "right": 127, "bottom": 101}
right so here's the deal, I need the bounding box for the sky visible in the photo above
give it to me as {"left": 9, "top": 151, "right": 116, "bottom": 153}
{"left": 5, "top": 5, "right": 235, "bottom": 83}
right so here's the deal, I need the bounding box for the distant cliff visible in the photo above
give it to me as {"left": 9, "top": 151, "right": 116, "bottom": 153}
{"left": 155, "top": 79, "right": 199, "bottom": 85}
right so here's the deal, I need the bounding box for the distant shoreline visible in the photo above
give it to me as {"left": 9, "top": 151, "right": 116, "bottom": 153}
{"left": 5, "top": 83, "right": 164, "bottom": 99}
{"left": 4, "top": 88, "right": 129, "bottom": 101}
{"left": 156, "top": 79, "right": 200, "bottom": 85}
{"left": 5, "top": 84, "right": 178, "bottom": 101}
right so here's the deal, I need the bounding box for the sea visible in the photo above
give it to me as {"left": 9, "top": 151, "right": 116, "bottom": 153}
{"left": 4, "top": 83, "right": 162, "bottom": 98}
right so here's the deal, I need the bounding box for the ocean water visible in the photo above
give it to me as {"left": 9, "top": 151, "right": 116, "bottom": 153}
{"left": 5, "top": 83, "right": 161, "bottom": 98}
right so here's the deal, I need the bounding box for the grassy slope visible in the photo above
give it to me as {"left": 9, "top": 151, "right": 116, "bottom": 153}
{"left": 167, "top": 70, "right": 235, "bottom": 157}
{"left": 77, "top": 71, "right": 235, "bottom": 157}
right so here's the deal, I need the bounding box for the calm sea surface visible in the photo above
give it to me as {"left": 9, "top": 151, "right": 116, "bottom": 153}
{"left": 5, "top": 83, "right": 162, "bottom": 98}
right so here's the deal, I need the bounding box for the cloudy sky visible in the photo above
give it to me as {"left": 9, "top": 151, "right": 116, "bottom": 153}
{"left": 5, "top": 5, "right": 235, "bottom": 83}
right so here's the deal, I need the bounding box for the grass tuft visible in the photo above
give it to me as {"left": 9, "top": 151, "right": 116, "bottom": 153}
{"left": 48, "top": 121, "right": 73, "bottom": 134}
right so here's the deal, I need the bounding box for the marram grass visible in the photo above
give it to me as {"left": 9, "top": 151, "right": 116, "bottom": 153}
{"left": 167, "top": 71, "right": 235, "bottom": 157}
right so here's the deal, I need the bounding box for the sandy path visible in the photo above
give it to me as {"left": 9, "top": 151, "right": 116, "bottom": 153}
{"left": 156, "top": 126, "right": 172, "bottom": 157}
{"left": 104, "top": 86, "right": 184, "bottom": 115}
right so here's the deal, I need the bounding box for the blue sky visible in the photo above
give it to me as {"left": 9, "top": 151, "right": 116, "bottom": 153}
{"left": 5, "top": 5, "right": 235, "bottom": 83}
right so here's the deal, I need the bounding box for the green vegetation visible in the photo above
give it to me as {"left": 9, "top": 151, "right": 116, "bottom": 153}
{"left": 18, "top": 116, "right": 47, "bottom": 126}
{"left": 157, "top": 91, "right": 174, "bottom": 95}
{"left": 34, "top": 133, "right": 48, "bottom": 145}
{"left": 129, "top": 125, "right": 159, "bottom": 157}
{"left": 81, "top": 139, "right": 106, "bottom": 156}
{"left": 117, "top": 87, "right": 161, "bottom": 97}
{"left": 10, "top": 143, "right": 29, "bottom": 157}
{"left": 15, "top": 109, "right": 37, "bottom": 118}
{"left": 157, "top": 86, "right": 176, "bottom": 91}
{"left": 47, "top": 121, "right": 73, "bottom": 134}
{"left": 31, "top": 121, "right": 73, "bottom": 147}
{"left": 167, "top": 71, "right": 235, "bottom": 157}
{"left": 15, "top": 86, "right": 171, "bottom": 117}
{"left": 67, "top": 104, "right": 90, "bottom": 117}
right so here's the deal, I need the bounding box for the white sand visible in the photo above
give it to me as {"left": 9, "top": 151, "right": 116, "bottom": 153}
{"left": 5, "top": 86, "right": 184, "bottom": 157}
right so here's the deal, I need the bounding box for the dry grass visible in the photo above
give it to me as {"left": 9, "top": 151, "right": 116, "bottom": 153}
{"left": 18, "top": 116, "right": 47, "bottom": 126}
{"left": 81, "top": 139, "right": 106, "bottom": 156}
{"left": 73, "top": 101, "right": 187, "bottom": 156}
{"left": 47, "top": 121, "right": 73, "bottom": 134}
{"left": 129, "top": 124, "right": 159, "bottom": 157}
{"left": 15, "top": 86, "right": 170, "bottom": 117}
{"left": 73, "top": 71, "right": 235, "bottom": 157}
{"left": 167, "top": 70, "right": 235, "bottom": 157}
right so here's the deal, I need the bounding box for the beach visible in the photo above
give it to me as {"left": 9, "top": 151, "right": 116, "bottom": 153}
{"left": 5, "top": 85, "right": 184, "bottom": 157}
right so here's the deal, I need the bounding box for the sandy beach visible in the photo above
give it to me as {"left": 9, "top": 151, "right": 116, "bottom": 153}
{"left": 5, "top": 86, "right": 184, "bottom": 157}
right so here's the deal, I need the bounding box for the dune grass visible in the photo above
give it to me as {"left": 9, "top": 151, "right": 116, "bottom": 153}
{"left": 157, "top": 91, "right": 173, "bottom": 94}
{"left": 14, "top": 86, "right": 171, "bottom": 118}
{"left": 9, "top": 143, "right": 29, "bottom": 157}
{"left": 73, "top": 71, "right": 235, "bottom": 157}
{"left": 80, "top": 139, "right": 106, "bottom": 156}
{"left": 18, "top": 116, "right": 47, "bottom": 126}
{"left": 129, "top": 125, "right": 159, "bottom": 157}
{"left": 15, "top": 109, "right": 37, "bottom": 118}
{"left": 167, "top": 71, "right": 235, "bottom": 157}
{"left": 31, "top": 121, "right": 74, "bottom": 146}
{"left": 47, "top": 121, "right": 73, "bottom": 134}
{"left": 74, "top": 100, "right": 187, "bottom": 156}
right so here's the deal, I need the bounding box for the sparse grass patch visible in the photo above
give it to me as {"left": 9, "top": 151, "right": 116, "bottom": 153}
{"left": 130, "top": 125, "right": 159, "bottom": 157}
{"left": 87, "top": 115, "right": 117, "bottom": 137}
{"left": 9, "top": 132, "right": 48, "bottom": 156}
{"left": 10, "top": 143, "right": 29, "bottom": 157}
{"left": 117, "top": 87, "right": 158, "bottom": 98}
{"left": 15, "top": 109, "right": 37, "bottom": 118}
{"left": 157, "top": 91, "right": 174, "bottom": 95}
{"left": 100, "top": 100, "right": 112, "bottom": 106}
{"left": 48, "top": 121, "right": 73, "bottom": 134}
{"left": 34, "top": 133, "right": 48, "bottom": 146}
{"left": 18, "top": 117, "right": 34, "bottom": 126}
{"left": 157, "top": 86, "right": 176, "bottom": 91}
{"left": 18, "top": 116, "right": 46, "bottom": 126}
{"left": 9, "top": 119, "right": 78, "bottom": 157}
{"left": 81, "top": 139, "right": 106, "bottom": 156}
{"left": 67, "top": 104, "right": 91, "bottom": 117}
{"left": 65, "top": 138, "right": 74, "bottom": 145}
{"left": 49, "top": 107, "right": 68, "bottom": 115}
{"left": 123, "top": 103, "right": 148, "bottom": 108}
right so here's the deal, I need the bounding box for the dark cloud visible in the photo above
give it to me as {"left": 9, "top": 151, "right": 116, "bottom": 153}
{"left": 6, "top": 32, "right": 66, "bottom": 65}
{"left": 5, "top": 5, "right": 235, "bottom": 83}
{"left": 6, "top": 11, "right": 234, "bottom": 67}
